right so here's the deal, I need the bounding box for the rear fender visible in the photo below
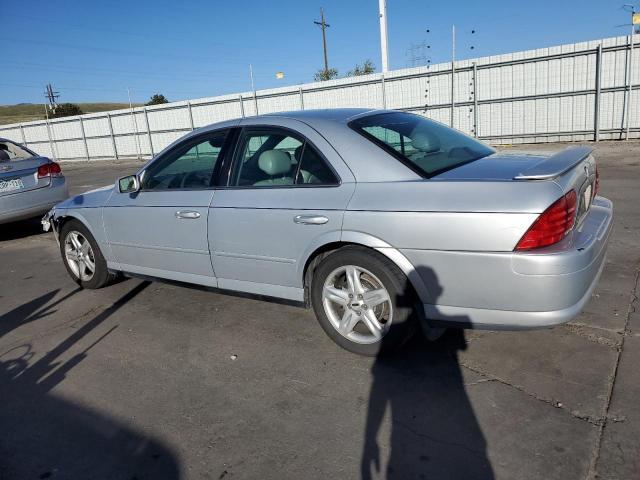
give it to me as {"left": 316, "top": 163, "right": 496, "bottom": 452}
{"left": 340, "top": 231, "right": 432, "bottom": 304}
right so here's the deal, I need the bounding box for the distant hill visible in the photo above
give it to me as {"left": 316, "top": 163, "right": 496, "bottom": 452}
{"left": 0, "top": 103, "right": 143, "bottom": 126}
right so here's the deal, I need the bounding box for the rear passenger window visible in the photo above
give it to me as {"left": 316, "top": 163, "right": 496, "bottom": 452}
{"left": 230, "top": 128, "right": 338, "bottom": 187}
{"left": 295, "top": 143, "right": 338, "bottom": 185}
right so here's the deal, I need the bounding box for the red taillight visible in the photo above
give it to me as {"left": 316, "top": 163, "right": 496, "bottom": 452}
{"left": 37, "top": 162, "right": 62, "bottom": 179}
{"left": 515, "top": 190, "right": 577, "bottom": 251}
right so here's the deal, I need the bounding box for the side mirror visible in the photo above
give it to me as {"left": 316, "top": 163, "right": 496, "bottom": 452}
{"left": 118, "top": 174, "right": 140, "bottom": 193}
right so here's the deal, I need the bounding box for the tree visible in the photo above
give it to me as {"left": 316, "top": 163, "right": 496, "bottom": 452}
{"left": 314, "top": 68, "right": 339, "bottom": 81}
{"left": 47, "top": 103, "right": 84, "bottom": 118}
{"left": 146, "top": 94, "right": 169, "bottom": 106}
{"left": 347, "top": 60, "right": 376, "bottom": 77}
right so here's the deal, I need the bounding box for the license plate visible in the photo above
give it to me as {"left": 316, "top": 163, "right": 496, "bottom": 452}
{"left": 0, "top": 177, "right": 25, "bottom": 193}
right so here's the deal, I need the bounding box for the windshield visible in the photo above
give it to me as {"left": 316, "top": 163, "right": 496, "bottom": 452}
{"left": 349, "top": 112, "right": 494, "bottom": 178}
{"left": 0, "top": 140, "right": 36, "bottom": 162}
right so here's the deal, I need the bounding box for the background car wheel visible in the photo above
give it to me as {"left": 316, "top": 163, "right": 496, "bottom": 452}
{"left": 310, "top": 246, "right": 418, "bottom": 356}
{"left": 59, "top": 220, "right": 116, "bottom": 289}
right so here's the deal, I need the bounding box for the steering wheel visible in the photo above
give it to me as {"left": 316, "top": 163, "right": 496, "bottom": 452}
{"left": 180, "top": 170, "right": 203, "bottom": 189}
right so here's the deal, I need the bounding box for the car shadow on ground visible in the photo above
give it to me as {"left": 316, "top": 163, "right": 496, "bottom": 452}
{"left": 0, "top": 217, "right": 48, "bottom": 242}
{"left": 361, "top": 266, "right": 494, "bottom": 479}
{"left": 0, "top": 281, "right": 181, "bottom": 479}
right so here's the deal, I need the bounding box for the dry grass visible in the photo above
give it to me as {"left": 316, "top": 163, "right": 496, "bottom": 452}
{"left": 0, "top": 103, "right": 143, "bottom": 126}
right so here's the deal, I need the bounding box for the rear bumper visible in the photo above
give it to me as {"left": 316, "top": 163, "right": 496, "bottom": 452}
{"left": 403, "top": 196, "right": 613, "bottom": 329}
{"left": 0, "top": 177, "right": 68, "bottom": 225}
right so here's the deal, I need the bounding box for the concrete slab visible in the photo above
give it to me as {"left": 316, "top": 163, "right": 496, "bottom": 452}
{"left": 1, "top": 141, "right": 639, "bottom": 479}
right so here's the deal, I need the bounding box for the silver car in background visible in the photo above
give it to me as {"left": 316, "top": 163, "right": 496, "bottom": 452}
{"left": 0, "top": 138, "right": 68, "bottom": 225}
{"left": 43, "top": 109, "right": 612, "bottom": 355}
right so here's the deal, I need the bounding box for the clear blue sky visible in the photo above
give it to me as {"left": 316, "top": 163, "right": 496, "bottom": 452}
{"left": 0, "top": 0, "right": 634, "bottom": 105}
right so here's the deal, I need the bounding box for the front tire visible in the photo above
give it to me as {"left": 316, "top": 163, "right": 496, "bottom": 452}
{"left": 59, "top": 220, "right": 115, "bottom": 289}
{"left": 310, "top": 246, "right": 417, "bottom": 356}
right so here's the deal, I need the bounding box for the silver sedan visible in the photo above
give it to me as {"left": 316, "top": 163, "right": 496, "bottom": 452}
{"left": 0, "top": 138, "right": 68, "bottom": 225}
{"left": 43, "top": 109, "right": 612, "bottom": 355}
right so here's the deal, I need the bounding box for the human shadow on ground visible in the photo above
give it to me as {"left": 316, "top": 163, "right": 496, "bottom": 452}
{"left": 0, "top": 281, "right": 181, "bottom": 479}
{"left": 361, "top": 266, "right": 494, "bottom": 480}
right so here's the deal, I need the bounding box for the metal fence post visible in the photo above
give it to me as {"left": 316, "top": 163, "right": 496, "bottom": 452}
{"left": 626, "top": 32, "right": 635, "bottom": 140}
{"left": 187, "top": 102, "right": 195, "bottom": 130}
{"left": 299, "top": 86, "right": 305, "bottom": 110}
{"left": 45, "top": 118, "right": 57, "bottom": 161}
{"left": 381, "top": 75, "right": 387, "bottom": 109}
{"left": 79, "top": 117, "right": 90, "bottom": 161}
{"left": 239, "top": 94, "right": 245, "bottom": 117}
{"left": 19, "top": 125, "right": 28, "bottom": 147}
{"left": 107, "top": 114, "right": 118, "bottom": 160}
{"left": 594, "top": 44, "right": 602, "bottom": 142}
{"left": 253, "top": 90, "right": 259, "bottom": 115}
{"left": 143, "top": 107, "right": 154, "bottom": 157}
{"left": 472, "top": 62, "right": 479, "bottom": 138}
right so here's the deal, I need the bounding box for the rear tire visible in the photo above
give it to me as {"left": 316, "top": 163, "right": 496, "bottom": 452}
{"left": 59, "top": 219, "right": 116, "bottom": 289}
{"left": 310, "top": 246, "right": 417, "bottom": 356}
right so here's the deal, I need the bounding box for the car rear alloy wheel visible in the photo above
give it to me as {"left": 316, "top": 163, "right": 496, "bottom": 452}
{"left": 311, "top": 246, "right": 417, "bottom": 355}
{"left": 322, "top": 265, "right": 393, "bottom": 344}
{"left": 64, "top": 231, "right": 96, "bottom": 282}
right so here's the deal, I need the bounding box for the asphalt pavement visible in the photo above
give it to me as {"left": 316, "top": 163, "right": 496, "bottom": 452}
{"left": 0, "top": 143, "right": 638, "bottom": 480}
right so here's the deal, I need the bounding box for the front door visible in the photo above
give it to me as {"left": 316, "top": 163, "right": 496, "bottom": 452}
{"left": 103, "top": 129, "right": 233, "bottom": 286}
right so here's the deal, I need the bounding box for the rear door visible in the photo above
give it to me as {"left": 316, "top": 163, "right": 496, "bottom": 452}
{"left": 208, "top": 118, "right": 356, "bottom": 301}
{"left": 103, "top": 128, "right": 235, "bottom": 286}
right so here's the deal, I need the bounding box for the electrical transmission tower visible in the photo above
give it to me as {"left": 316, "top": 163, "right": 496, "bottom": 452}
{"left": 314, "top": 7, "right": 331, "bottom": 73}
{"left": 44, "top": 83, "right": 59, "bottom": 113}
{"left": 406, "top": 42, "right": 430, "bottom": 67}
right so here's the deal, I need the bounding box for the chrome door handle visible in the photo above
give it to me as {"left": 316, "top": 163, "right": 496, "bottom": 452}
{"left": 294, "top": 214, "right": 329, "bottom": 225}
{"left": 175, "top": 210, "right": 201, "bottom": 219}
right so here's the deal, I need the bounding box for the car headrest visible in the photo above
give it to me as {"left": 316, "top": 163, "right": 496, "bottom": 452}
{"left": 258, "top": 150, "right": 291, "bottom": 176}
{"left": 410, "top": 128, "right": 440, "bottom": 153}
{"left": 0, "top": 150, "right": 10, "bottom": 162}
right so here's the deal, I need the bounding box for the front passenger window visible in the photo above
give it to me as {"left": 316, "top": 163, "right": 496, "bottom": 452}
{"left": 142, "top": 130, "right": 228, "bottom": 190}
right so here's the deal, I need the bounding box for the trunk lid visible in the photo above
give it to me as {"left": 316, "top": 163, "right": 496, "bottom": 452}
{"left": 433, "top": 152, "right": 554, "bottom": 181}
{"left": 0, "top": 157, "right": 53, "bottom": 197}
{"left": 435, "top": 146, "right": 597, "bottom": 227}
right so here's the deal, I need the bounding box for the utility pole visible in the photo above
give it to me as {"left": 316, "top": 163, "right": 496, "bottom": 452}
{"left": 127, "top": 87, "right": 142, "bottom": 160}
{"left": 379, "top": 0, "right": 389, "bottom": 72}
{"left": 249, "top": 64, "right": 258, "bottom": 114}
{"left": 451, "top": 24, "right": 456, "bottom": 128}
{"left": 44, "top": 83, "right": 59, "bottom": 114}
{"left": 626, "top": 7, "right": 636, "bottom": 140}
{"left": 314, "top": 8, "right": 331, "bottom": 74}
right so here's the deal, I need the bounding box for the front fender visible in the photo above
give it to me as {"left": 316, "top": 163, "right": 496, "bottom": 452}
{"left": 46, "top": 207, "right": 113, "bottom": 261}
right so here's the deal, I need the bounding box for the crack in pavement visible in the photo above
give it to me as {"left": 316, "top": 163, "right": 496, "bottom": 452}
{"left": 565, "top": 321, "right": 624, "bottom": 335}
{"left": 562, "top": 323, "right": 621, "bottom": 349}
{"left": 587, "top": 266, "right": 640, "bottom": 480}
{"left": 460, "top": 361, "right": 604, "bottom": 427}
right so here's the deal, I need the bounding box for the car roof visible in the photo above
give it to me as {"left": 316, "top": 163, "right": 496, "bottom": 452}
{"left": 260, "top": 108, "right": 384, "bottom": 128}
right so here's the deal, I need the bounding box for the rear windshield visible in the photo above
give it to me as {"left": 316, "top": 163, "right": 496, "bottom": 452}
{"left": 349, "top": 112, "right": 494, "bottom": 178}
{"left": 0, "top": 140, "right": 36, "bottom": 161}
